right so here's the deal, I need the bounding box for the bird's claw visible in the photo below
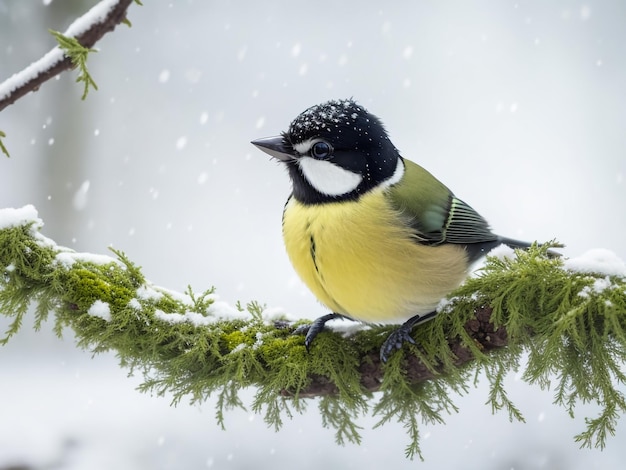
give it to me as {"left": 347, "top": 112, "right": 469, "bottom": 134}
{"left": 293, "top": 313, "right": 343, "bottom": 352}
{"left": 293, "top": 324, "right": 310, "bottom": 336}
{"left": 379, "top": 325, "right": 417, "bottom": 363}
{"left": 379, "top": 311, "right": 436, "bottom": 363}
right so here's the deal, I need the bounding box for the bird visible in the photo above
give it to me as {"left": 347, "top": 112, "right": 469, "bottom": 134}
{"left": 252, "top": 98, "right": 551, "bottom": 362}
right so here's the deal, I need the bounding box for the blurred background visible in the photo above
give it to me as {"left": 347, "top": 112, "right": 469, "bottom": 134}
{"left": 1, "top": 0, "right": 625, "bottom": 468}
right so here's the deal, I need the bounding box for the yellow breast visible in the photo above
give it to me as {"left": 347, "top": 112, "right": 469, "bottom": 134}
{"left": 282, "top": 190, "right": 470, "bottom": 324}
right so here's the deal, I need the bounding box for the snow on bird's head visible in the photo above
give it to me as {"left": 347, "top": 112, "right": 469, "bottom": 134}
{"left": 285, "top": 98, "right": 389, "bottom": 148}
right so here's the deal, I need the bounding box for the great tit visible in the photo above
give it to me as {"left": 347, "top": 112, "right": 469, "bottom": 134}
{"left": 252, "top": 98, "right": 546, "bottom": 362}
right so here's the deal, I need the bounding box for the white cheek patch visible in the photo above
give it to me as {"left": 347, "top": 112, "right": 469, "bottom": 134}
{"left": 298, "top": 156, "right": 363, "bottom": 197}
{"left": 378, "top": 158, "right": 405, "bottom": 189}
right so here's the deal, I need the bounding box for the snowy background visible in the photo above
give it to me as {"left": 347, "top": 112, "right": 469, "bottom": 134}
{"left": 1, "top": 0, "right": 625, "bottom": 468}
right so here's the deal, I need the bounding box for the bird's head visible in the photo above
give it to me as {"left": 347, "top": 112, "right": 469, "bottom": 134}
{"left": 252, "top": 98, "right": 404, "bottom": 204}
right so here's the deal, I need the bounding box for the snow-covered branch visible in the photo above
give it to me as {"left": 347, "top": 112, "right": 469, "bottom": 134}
{"left": 1, "top": 205, "right": 625, "bottom": 460}
{"left": 0, "top": 0, "right": 135, "bottom": 112}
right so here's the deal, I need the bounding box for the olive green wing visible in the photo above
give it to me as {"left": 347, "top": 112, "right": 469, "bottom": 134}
{"left": 387, "top": 158, "right": 498, "bottom": 245}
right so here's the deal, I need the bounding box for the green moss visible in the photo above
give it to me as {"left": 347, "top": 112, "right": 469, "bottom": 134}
{"left": 222, "top": 331, "right": 251, "bottom": 350}
{"left": 61, "top": 266, "right": 132, "bottom": 310}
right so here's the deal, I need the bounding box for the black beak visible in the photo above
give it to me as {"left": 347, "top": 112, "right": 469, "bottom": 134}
{"left": 251, "top": 135, "right": 294, "bottom": 162}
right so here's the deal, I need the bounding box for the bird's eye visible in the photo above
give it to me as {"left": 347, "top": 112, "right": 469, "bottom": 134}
{"left": 311, "top": 141, "right": 331, "bottom": 159}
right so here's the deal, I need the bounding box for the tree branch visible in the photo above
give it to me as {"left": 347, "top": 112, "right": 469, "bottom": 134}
{"left": 1, "top": 205, "right": 625, "bottom": 459}
{"left": 0, "top": 0, "right": 135, "bottom": 112}
{"left": 291, "top": 305, "right": 508, "bottom": 398}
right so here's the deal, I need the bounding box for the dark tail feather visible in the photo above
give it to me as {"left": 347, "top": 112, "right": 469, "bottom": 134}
{"left": 498, "top": 236, "right": 563, "bottom": 258}
{"left": 498, "top": 236, "right": 534, "bottom": 250}
{"left": 466, "top": 237, "right": 562, "bottom": 263}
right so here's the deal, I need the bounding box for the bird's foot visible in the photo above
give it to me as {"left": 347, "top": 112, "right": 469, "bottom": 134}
{"left": 294, "top": 313, "right": 344, "bottom": 351}
{"left": 379, "top": 325, "right": 416, "bottom": 363}
{"left": 379, "top": 311, "right": 437, "bottom": 363}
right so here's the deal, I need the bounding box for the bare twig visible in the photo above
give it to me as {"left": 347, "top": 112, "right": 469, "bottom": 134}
{"left": 0, "top": 0, "right": 134, "bottom": 112}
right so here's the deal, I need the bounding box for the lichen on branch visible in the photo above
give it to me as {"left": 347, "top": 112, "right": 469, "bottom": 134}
{"left": 1, "top": 205, "right": 625, "bottom": 460}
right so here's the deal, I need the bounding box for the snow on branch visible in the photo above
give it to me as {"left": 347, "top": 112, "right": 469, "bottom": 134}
{"left": 1, "top": 205, "right": 625, "bottom": 460}
{"left": 0, "top": 0, "right": 136, "bottom": 112}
